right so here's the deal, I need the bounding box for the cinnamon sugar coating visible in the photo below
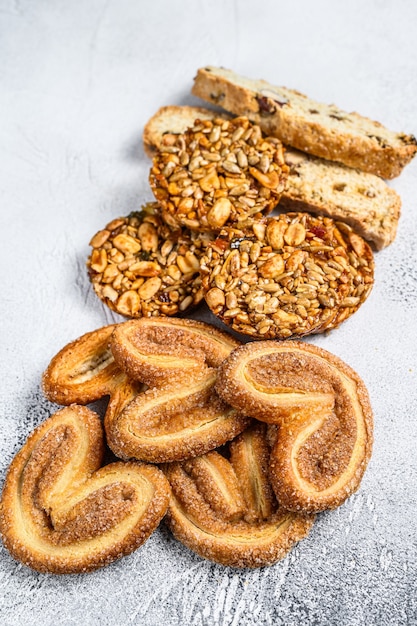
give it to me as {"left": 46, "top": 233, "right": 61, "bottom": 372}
{"left": 0, "top": 405, "right": 170, "bottom": 574}
{"left": 106, "top": 318, "right": 250, "bottom": 462}
{"left": 216, "top": 341, "right": 373, "bottom": 512}
{"left": 164, "top": 423, "right": 314, "bottom": 568}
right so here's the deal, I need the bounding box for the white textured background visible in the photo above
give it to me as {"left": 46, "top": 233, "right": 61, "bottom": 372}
{"left": 1, "top": 1, "right": 417, "bottom": 624}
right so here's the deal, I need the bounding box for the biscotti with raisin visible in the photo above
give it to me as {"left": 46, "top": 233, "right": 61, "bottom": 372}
{"left": 143, "top": 105, "right": 401, "bottom": 249}
{"left": 191, "top": 66, "right": 417, "bottom": 179}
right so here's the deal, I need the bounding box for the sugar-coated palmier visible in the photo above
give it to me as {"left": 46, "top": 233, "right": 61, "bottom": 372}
{"left": 105, "top": 370, "right": 250, "bottom": 463}
{"left": 0, "top": 405, "right": 170, "bottom": 574}
{"left": 164, "top": 423, "right": 315, "bottom": 568}
{"left": 106, "top": 318, "right": 250, "bottom": 462}
{"left": 200, "top": 212, "right": 374, "bottom": 339}
{"left": 87, "top": 203, "right": 211, "bottom": 319}
{"left": 110, "top": 317, "right": 241, "bottom": 387}
{"left": 42, "top": 324, "right": 124, "bottom": 405}
{"left": 149, "top": 116, "right": 288, "bottom": 231}
{"left": 216, "top": 341, "right": 373, "bottom": 512}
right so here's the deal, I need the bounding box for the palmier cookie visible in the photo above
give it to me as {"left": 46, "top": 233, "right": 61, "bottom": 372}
{"left": 200, "top": 212, "right": 374, "bottom": 339}
{"left": 0, "top": 405, "right": 170, "bottom": 574}
{"left": 42, "top": 324, "right": 125, "bottom": 405}
{"left": 105, "top": 318, "right": 251, "bottom": 462}
{"left": 216, "top": 341, "right": 374, "bottom": 513}
{"left": 149, "top": 116, "right": 288, "bottom": 231}
{"left": 87, "top": 203, "right": 211, "bottom": 318}
{"left": 164, "top": 423, "right": 315, "bottom": 568}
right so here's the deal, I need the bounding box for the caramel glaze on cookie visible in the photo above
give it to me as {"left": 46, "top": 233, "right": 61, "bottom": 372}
{"left": 216, "top": 341, "right": 373, "bottom": 513}
{"left": 0, "top": 405, "right": 170, "bottom": 574}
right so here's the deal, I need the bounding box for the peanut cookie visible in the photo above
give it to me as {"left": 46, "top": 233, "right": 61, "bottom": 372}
{"left": 149, "top": 116, "right": 288, "bottom": 231}
{"left": 200, "top": 213, "right": 374, "bottom": 339}
{"left": 87, "top": 203, "right": 210, "bottom": 318}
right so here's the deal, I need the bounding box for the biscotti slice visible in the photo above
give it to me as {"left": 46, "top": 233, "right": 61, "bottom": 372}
{"left": 143, "top": 105, "right": 229, "bottom": 157}
{"left": 281, "top": 148, "right": 401, "bottom": 250}
{"left": 192, "top": 66, "right": 417, "bottom": 179}
{"left": 143, "top": 105, "right": 400, "bottom": 249}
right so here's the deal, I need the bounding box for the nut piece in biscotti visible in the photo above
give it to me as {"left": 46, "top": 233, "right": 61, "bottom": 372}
{"left": 142, "top": 105, "right": 401, "bottom": 250}
{"left": 0, "top": 405, "right": 170, "bottom": 574}
{"left": 87, "top": 202, "right": 211, "bottom": 318}
{"left": 280, "top": 147, "right": 401, "bottom": 250}
{"left": 192, "top": 66, "right": 417, "bottom": 179}
{"left": 149, "top": 116, "right": 288, "bottom": 231}
{"left": 163, "top": 422, "right": 315, "bottom": 568}
{"left": 200, "top": 212, "right": 374, "bottom": 339}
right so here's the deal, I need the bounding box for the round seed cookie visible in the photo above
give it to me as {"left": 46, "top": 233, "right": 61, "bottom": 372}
{"left": 200, "top": 213, "right": 374, "bottom": 339}
{"left": 87, "top": 203, "right": 211, "bottom": 318}
{"left": 149, "top": 116, "right": 288, "bottom": 231}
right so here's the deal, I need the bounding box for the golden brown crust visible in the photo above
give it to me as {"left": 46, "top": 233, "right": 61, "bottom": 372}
{"left": 42, "top": 324, "right": 124, "bottom": 405}
{"left": 105, "top": 318, "right": 250, "bottom": 463}
{"left": 149, "top": 116, "right": 288, "bottom": 231}
{"left": 215, "top": 341, "right": 374, "bottom": 513}
{"left": 200, "top": 213, "right": 374, "bottom": 339}
{"left": 164, "top": 424, "right": 315, "bottom": 568}
{"left": 0, "top": 405, "right": 170, "bottom": 574}
{"left": 192, "top": 66, "right": 417, "bottom": 179}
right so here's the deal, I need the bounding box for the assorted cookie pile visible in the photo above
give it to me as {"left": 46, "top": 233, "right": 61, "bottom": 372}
{"left": 0, "top": 318, "right": 372, "bottom": 571}
{"left": 1, "top": 66, "right": 415, "bottom": 573}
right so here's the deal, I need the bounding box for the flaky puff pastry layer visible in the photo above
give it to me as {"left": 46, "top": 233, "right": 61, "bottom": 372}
{"left": 215, "top": 341, "right": 373, "bottom": 513}
{"left": 0, "top": 405, "right": 170, "bottom": 574}
{"left": 106, "top": 318, "right": 250, "bottom": 462}
{"left": 42, "top": 324, "right": 124, "bottom": 405}
{"left": 164, "top": 423, "right": 314, "bottom": 568}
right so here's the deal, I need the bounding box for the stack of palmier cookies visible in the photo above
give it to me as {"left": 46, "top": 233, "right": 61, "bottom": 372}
{"left": 1, "top": 318, "right": 373, "bottom": 571}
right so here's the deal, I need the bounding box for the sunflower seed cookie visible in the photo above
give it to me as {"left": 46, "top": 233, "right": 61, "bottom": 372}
{"left": 200, "top": 213, "right": 374, "bottom": 339}
{"left": 87, "top": 203, "right": 211, "bottom": 318}
{"left": 149, "top": 116, "right": 288, "bottom": 231}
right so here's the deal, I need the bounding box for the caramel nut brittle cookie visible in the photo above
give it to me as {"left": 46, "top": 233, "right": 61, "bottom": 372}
{"left": 0, "top": 405, "right": 170, "bottom": 574}
{"left": 87, "top": 203, "right": 209, "bottom": 319}
{"left": 216, "top": 341, "right": 374, "bottom": 512}
{"left": 164, "top": 423, "right": 315, "bottom": 568}
{"left": 200, "top": 212, "right": 374, "bottom": 339}
{"left": 149, "top": 116, "right": 288, "bottom": 231}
